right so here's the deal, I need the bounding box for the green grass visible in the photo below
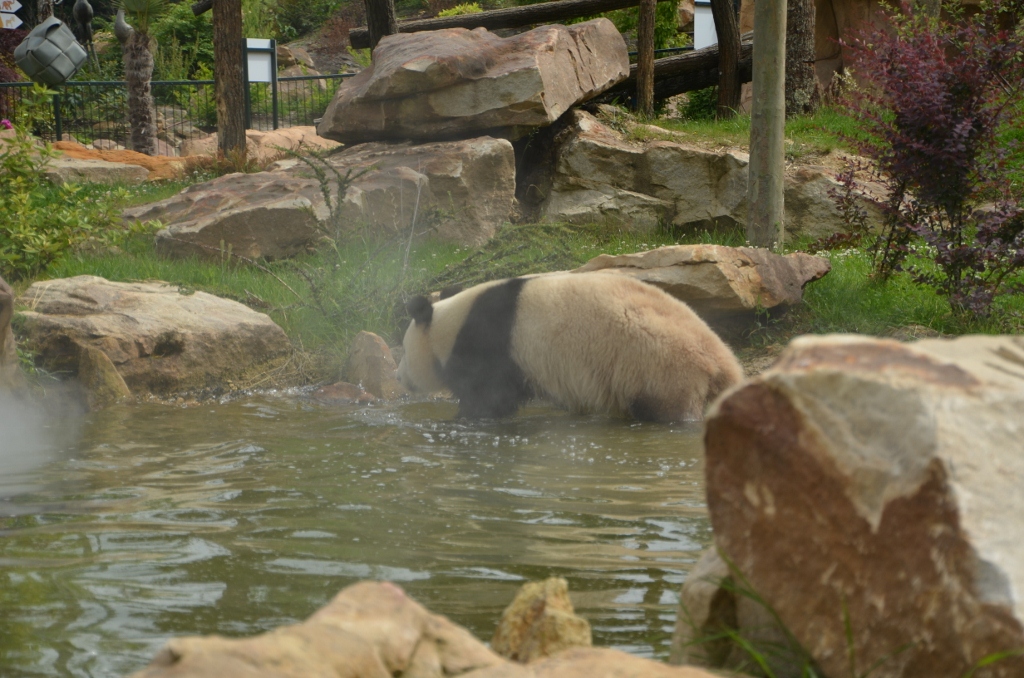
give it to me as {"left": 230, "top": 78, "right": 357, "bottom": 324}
{"left": 652, "top": 107, "right": 866, "bottom": 161}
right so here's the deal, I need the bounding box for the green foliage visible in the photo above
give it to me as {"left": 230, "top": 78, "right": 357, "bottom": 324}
{"left": 151, "top": 1, "right": 214, "bottom": 78}
{"left": 437, "top": 2, "right": 483, "bottom": 16}
{"left": 118, "top": 0, "right": 168, "bottom": 35}
{"left": 11, "top": 83, "right": 58, "bottom": 138}
{"left": 242, "top": 0, "right": 285, "bottom": 39}
{"left": 275, "top": 0, "right": 342, "bottom": 38}
{"left": 605, "top": 0, "right": 682, "bottom": 50}
{"left": 346, "top": 46, "right": 373, "bottom": 69}
{"left": 678, "top": 86, "right": 717, "bottom": 121}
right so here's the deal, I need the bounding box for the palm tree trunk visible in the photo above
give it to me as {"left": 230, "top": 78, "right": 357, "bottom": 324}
{"left": 123, "top": 31, "right": 157, "bottom": 156}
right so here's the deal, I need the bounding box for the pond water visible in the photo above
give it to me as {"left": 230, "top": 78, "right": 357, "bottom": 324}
{"left": 0, "top": 392, "right": 711, "bottom": 678}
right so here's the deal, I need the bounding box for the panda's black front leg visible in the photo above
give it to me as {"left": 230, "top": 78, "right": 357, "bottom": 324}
{"left": 446, "top": 359, "right": 531, "bottom": 419}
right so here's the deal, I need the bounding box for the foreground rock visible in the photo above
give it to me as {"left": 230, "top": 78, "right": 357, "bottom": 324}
{"left": 492, "top": 577, "right": 592, "bottom": 663}
{"left": 133, "top": 136, "right": 516, "bottom": 257}
{"left": 529, "top": 111, "right": 881, "bottom": 240}
{"left": 317, "top": 19, "right": 628, "bottom": 144}
{"left": 45, "top": 156, "right": 151, "bottom": 185}
{"left": 669, "top": 549, "right": 802, "bottom": 677}
{"left": 575, "top": 245, "right": 829, "bottom": 333}
{"left": 17, "top": 276, "right": 291, "bottom": 401}
{"left": 0, "top": 274, "right": 22, "bottom": 391}
{"left": 343, "top": 331, "right": 406, "bottom": 401}
{"left": 704, "top": 334, "right": 1024, "bottom": 678}
{"left": 129, "top": 580, "right": 720, "bottom": 678}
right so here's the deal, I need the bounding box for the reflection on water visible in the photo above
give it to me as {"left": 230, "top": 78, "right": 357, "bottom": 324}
{"left": 0, "top": 394, "right": 711, "bottom": 677}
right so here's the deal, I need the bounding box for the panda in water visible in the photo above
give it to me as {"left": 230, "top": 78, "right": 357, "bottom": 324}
{"left": 396, "top": 272, "right": 745, "bottom": 422}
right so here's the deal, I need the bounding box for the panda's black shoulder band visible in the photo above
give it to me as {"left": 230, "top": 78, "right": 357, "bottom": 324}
{"left": 407, "top": 296, "right": 433, "bottom": 326}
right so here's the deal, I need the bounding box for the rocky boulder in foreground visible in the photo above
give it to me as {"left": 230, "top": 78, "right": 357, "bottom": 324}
{"left": 17, "top": 276, "right": 291, "bottom": 400}
{"left": 130, "top": 136, "right": 516, "bottom": 258}
{"left": 574, "top": 244, "right": 830, "bottom": 333}
{"left": 128, "top": 580, "right": 721, "bottom": 678}
{"left": 704, "top": 334, "right": 1024, "bottom": 678}
{"left": 0, "top": 274, "right": 21, "bottom": 391}
{"left": 317, "top": 19, "right": 628, "bottom": 144}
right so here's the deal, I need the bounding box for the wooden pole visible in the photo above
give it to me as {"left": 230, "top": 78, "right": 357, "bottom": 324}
{"left": 785, "top": 0, "right": 818, "bottom": 115}
{"left": 213, "top": 0, "right": 247, "bottom": 158}
{"left": 348, "top": 0, "right": 674, "bottom": 49}
{"left": 364, "top": 0, "right": 398, "bottom": 50}
{"left": 636, "top": 0, "right": 656, "bottom": 117}
{"left": 709, "top": 0, "right": 741, "bottom": 118}
{"left": 747, "top": 0, "right": 786, "bottom": 249}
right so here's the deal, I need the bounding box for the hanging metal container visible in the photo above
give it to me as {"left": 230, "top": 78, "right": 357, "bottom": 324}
{"left": 14, "top": 17, "right": 88, "bottom": 87}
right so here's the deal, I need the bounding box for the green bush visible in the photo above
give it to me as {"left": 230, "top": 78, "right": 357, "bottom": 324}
{"left": 605, "top": 0, "right": 683, "bottom": 50}
{"left": 276, "top": 0, "right": 342, "bottom": 38}
{"left": 152, "top": 2, "right": 215, "bottom": 79}
{"left": 678, "top": 86, "right": 717, "bottom": 121}
{"left": 0, "top": 127, "right": 154, "bottom": 281}
{"left": 437, "top": 2, "right": 483, "bottom": 16}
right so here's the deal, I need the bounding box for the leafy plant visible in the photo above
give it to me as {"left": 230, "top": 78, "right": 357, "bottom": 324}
{"left": 152, "top": 1, "right": 214, "bottom": 78}
{"left": 839, "top": 0, "right": 1024, "bottom": 316}
{"left": 346, "top": 46, "right": 372, "bottom": 69}
{"left": 678, "top": 86, "right": 718, "bottom": 121}
{"left": 437, "top": 2, "right": 483, "bottom": 16}
{"left": 604, "top": 0, "right": 682, "bottom": 51}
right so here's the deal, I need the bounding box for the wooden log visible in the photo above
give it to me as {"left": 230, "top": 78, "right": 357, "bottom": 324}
{"left": 636, "top": 0, "right": 656, "bottom": 116}
{"left": 364, "top": 0, "right": 399, "bottom": 50}
{"left": 192, "top": 0, "right": 211, "bottom": 16}
{"left": 349, "top": 0, "right": 674, "bottom": 49}
{"left": 600, "top": 35, "right": 753, "bottom": 101}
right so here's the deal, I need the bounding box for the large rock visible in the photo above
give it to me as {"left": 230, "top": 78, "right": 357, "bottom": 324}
{"left": 136, "top": 136, "right": 516, "bottom": 258}
{"left": 669, "top": 549, "right": 802, "bottom": 677}
{"left": 317, "top": 20, "right": 628, "bottom": 144}
{"left": 44, "top": 156, "right": 150, "bottom": 185}
{"left": 574, "top": 244, "right": 830, "bottom": 330}
{"left": 343, "top": 331, "right": 407, "bottom": 401}
{"left": 491, "top": 577, "right": 592, "bottom": 663}
{"left": 0, "top": 274, "right": 22, "bottom": 391}
{"left": 128, "top": 580, "right": 721, "bottom": 678}
{"left": 17, "top": 276, "right": 291, "bottom": 398}
{"left": 534, "top": 111, "right": 881, "bottom": 240}
{"left": 179, "top": 126, "right": 340, "bottom": 165}
{"left": 704, "top": 334, "right": 1024, "bottom": 678}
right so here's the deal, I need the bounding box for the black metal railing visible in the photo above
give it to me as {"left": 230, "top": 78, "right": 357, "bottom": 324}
{"left": 0, "top": 72, "right": 353, "bottom": 153}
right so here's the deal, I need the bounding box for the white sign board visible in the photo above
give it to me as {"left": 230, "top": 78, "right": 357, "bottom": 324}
{"left": 1, "top": 11, "right": 22, "bottom": 29}
{"left": 0, "top": 0, "right": 22, "bottom": 13}
{"left": 246, "top": 38, "right": 274, "bottom": 83}
{"left": 693, "top": 0, "right": 717, "bottom": 50}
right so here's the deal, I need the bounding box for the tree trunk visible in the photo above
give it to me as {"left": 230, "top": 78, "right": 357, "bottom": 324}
{"left": 636, "top": 0, "right": 656, "bottom": 117}
{"left": 364, "top": 0, "right": 398, "bottom": 51}
{"left": 213, "top": 0, "right": 246, "bottom": 158}
{"left": 747, "top": 0, "right": 786, "bottom": 248}
{"left": 710, "top": 0, "right": 741, "bottom": 118}
{"left": 348, "top": 0, "right": 673, "bottom": 49}
{"left": 785, "top": 0, "right": 818, "bottom": 116}
{"left": 123, "top": 31, "right": 157, "bottom": 156}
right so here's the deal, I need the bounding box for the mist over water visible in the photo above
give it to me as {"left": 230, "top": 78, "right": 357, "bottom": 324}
{"left": 0, "top": 389, "right": 82, "bottom": 500}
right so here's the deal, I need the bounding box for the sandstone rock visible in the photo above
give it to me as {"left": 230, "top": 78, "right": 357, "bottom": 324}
{"left": 669, "top": 549, "right": 802, "bottom": 678}
{"left": 312, "top": 381, "right": 377, "bottom": 405}
{"left": 77, "top": 345, "right": 131, "bottom": 410}
{"left": 17, "top": 276, "right": 291, "bottom": 397}
{"left": 179, "top": 126, "right": 341, "bottom": 165}
{"left": 535, "top": 111, "right": 880, "bottom": 240}
{"left": 704, "top": 334, "right": 1024, "bottom": 678}
{"left": 277, "top": 43, "right": 315, "bottom": 69}
{"left": 92, "top": 139, "right": 125, "bottom": 151}
{"left": 0, "top": 274, "right": 22, "bottom": 392}
{"left": 128, "top": 580, "right": 721, "bottom": 678}
{"left": 574, "top": 244, "right": 830, "bottom": 330}
{"left": 44, "top": 156, "right": 150, "bottom": 185}
{"left": 279, "top": 64, "right": 327, "bottom": 93}
{"left": 317, "top": 20, "right": 628, "bottom": 144}
{"left": 137, "top": 136, "right": 516, "bottom": 257}
{"left": 491, "top": 577, "right": 592, "bottom": 663}
{"left": 343, "top": 331, "right": 407, "bottom": 400}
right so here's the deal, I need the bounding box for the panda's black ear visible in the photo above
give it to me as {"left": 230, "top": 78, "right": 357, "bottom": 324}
{"left": 407, "top": 296, "right": 434, "bottom": 326}
{"left": 439, "top": 285, "right": 463, "bottom": 300}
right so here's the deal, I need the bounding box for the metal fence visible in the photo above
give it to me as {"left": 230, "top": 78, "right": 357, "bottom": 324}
{"left": 0, "top": 72, "right": 353, "bottom": 153}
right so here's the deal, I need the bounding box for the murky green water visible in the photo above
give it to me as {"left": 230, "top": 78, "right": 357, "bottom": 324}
{"left": 0, "top": 392, "right": 711, "bottom": 678}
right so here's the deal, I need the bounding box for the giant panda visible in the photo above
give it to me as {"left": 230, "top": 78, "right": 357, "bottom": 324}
{"left": 396, "top": 272, "right": 744, "bottom": 422}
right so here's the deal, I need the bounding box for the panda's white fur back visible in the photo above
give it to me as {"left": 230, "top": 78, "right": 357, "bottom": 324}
{"left": 510, "top": 273, "right": 742, "bottom": 420}
{"left": 399, "top": 272, "right": 743, "bottom": 421}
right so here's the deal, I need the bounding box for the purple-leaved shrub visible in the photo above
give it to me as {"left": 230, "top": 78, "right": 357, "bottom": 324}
{"left": 837, "top": 0, "right": 1024, "bottom": 316}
